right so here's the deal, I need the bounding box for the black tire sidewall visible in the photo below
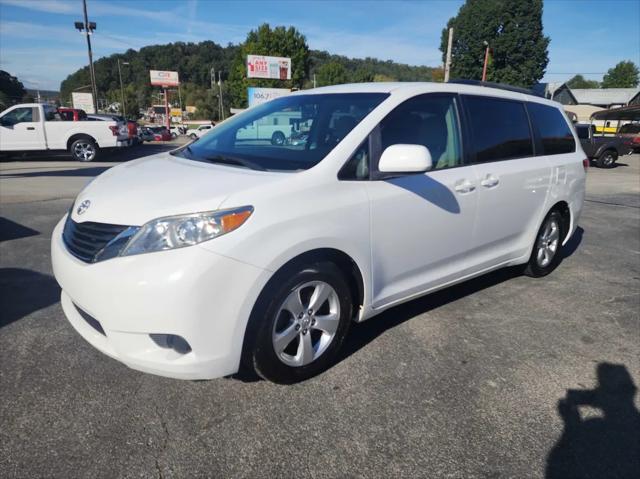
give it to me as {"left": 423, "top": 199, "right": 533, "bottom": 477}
{"left": 70, "top": 138, "right": 98, "bottom": 162}
{"left": 597, "top": 150, "right": 617, "bottom": 168}
{"left": 525, "top": 210, "right": 565, "bottom": 277}
{"left": 249, "top": 262, "right": 353, "bottom": 384}
{"left": 271, "top": 131, "right": 285, "bottom": 145}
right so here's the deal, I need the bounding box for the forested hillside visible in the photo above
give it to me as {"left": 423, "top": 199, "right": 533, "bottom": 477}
{"left": 60, "top": 24, "right": 435, "bottom": 119}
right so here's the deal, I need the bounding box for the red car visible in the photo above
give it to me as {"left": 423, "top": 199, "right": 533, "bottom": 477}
{"left": 147, "top": 126, "right": 172, "bottom": 141}
{"left": 617, "top": 123, "right": 640, "bottom": 153}
{"left": 58, "top": 108, "right": 87, "bottom": 121}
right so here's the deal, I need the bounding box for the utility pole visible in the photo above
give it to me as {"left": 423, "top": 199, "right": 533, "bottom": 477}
{"left": 117, "top": 58, "right": 129, "bottom": 117}
{"left": 75, "top": 0, "right": 98, "bottom": 113}
{"left": 313, "top": 73, "right": 317, "bottom": 89}
{"left": 482, "top": 41, "right": 490, "bottom": 82}
{"left": 218, "top": 71, "right": 224, "bottom": 121}
{"left": 444, "top": 28, "right": 454, "bottom": 82}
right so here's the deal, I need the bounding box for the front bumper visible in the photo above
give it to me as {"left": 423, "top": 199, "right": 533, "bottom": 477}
{"left": 51, "top": 217, "right": 271, "bottom": 380}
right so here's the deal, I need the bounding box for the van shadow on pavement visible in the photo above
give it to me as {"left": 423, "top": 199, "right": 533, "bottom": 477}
{"left": 545, "top": 362, "right": 640, "bottom": 479}
{"left": 0, "top": 268, "right": 60, "bottom": 329}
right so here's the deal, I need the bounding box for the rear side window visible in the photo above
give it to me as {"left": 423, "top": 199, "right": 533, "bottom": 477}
{"left": 528, "top": 103, "right": 576, "bottom": 155}
{"left": 464, "top": 96, "right": 533, "bottom": 163}
{"left": 576, "top": 125, "right": 590, "bottom": 140}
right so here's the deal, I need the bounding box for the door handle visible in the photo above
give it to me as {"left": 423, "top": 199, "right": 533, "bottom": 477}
{"left": 454, "top": 179, "right": 476, "bottom": 194}
{"left": 26, "top": 127, "right": 35, "bottom": 130}
{"left": 480, "top": 174, "right": 500, "bottom": 188}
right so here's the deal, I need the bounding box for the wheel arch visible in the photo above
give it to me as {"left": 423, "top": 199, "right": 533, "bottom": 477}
{"left": 66, "top": 133, "right": 98, "bottom": 150}
{"left": 548, "top": 200, "right": 571, "bottom": 244}
{"left": 264, "top": 248, "right": 365, "bottom": 319}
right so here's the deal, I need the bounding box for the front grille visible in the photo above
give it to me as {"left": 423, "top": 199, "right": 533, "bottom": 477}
{"left": 63, "top": 216, "right": 130, "bottom": 263}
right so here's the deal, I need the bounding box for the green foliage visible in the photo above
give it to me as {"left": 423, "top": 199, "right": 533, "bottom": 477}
{"left": 59, "top": 25, "right": 435, "bottom": 114}
{"left": 566, "top": 74, "right": 600, "bottom": 89}
{"left": 601, "top": 61, "right": 639, "bottom": 88}
{"left": 316, "top": 62, "right": 349, "bottom": 86}
{"left": 439, "top": 0, "right": 549, "bottom": 87}
{"left": 0, "top": 70, "right": 27, "bottom": 109}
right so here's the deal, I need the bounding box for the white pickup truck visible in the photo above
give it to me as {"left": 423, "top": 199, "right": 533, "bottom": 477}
{"left": 0, "top": 103, "right": 130, "bottom": 161}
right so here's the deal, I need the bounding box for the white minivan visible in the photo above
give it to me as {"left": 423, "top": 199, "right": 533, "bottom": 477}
{"left": 51, "top": 82, "right": 586, "bottom": 383}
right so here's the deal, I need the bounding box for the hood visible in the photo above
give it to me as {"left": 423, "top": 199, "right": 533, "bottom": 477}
{"left": 70, "top": 152, "right": 287, "bottom": 226}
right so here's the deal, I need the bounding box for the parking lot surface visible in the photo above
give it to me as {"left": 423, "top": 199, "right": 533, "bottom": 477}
{"left": 1, "top": 147, "right": 639, "bottom": 478}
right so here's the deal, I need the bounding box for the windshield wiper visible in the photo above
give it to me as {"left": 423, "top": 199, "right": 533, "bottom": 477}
{"left": 203, "top": 154, "right": 267, "bottom": 171}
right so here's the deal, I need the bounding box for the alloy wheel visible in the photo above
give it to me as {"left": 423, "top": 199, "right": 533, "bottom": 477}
{"left": 272, "top": 281, "right": 340, "bottom": 367}
{"left": 73, "top": 142, "right": 95, "bottom": 161}
{"left": 536, "top": 218, "right": 560, "bottom": 268}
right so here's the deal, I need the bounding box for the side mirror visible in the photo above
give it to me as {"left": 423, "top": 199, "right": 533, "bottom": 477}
{"left": 378, "top": 144, "right": 432, "bottom": 174}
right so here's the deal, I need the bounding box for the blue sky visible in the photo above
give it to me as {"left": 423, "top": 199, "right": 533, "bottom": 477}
{"left": 0, "top": 0, "right": 638, "bottom": 91}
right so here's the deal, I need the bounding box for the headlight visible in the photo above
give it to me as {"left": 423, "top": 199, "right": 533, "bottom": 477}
{"left": 120, "top": 206, "right": 253, "bottom": 256}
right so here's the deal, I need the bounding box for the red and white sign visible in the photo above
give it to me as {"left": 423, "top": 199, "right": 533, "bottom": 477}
{"left": 247, "top": 55, "right": 291, "bottom": 80}
{"left": 150, "top": 70, "right": 180, "bottom": 87}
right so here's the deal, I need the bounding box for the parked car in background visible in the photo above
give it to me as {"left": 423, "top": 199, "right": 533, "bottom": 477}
{"left": 147, "top": 126, "right": 172, "bottom": 141}
{"left": 617, "top": 123, "right": 640, "bottom": 153}
{"left": 86, "top": 113, "right": 131, "bottom": 146}
{"left": 575, "top": 123, "right": 631, "bottom": 168}
{"left": 188, "top": 124, "right": 213, "bottom": 140}
{"left": 0, "top": 103, "right": 130, "bottom": 161}
{"left": 169, "top": 126, "right": 185, "bottom": 138}
{"left": 52, "top": 82, "right": 585, "bottom": 383}
{"left": 58, "top": 108, "right": 87, "bottom": 121}
{"left": 138, "top": 127, "right": 155, "bottom": 142}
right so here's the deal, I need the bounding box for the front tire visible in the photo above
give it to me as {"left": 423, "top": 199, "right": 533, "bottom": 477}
{"left": 596, "top": 150, "right": 617, "bottom": 168}
{"left": 190, "top": 133, "right": 197, "bottom": 140}
{"left": 70, "top": 137, "right": 98, "bottom": 162}
{"left": 247, "top": 262, "right": 353, "bottom": 384}
{"left": 524, "top": 210, "right": 565, "bottom": 277}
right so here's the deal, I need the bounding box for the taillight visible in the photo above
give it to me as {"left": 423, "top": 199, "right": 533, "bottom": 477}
{"left": 632, "top": 137, "right": 640, "bottom": 144}
{"left": 109, "top": 125, "right": 118, "bottom": 136}
{"left": 582, "top": 158, "right": 589, "bottom": 172}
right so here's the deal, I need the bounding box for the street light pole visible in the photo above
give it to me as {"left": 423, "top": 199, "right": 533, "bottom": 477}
{"left": 481, "top": 41, "right": 490, "bottom": 82}
{"left": 81, "top": 0, "right": 98, "bottom": 113}
{"left": 117, "top": 59, "right": 129, "bottom": 118}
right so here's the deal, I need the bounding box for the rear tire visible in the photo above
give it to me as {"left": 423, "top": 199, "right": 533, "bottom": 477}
{"left": 524, "top": 210, "right": 566, "bottom": 277}
{"left": 596, "top": 150, "right": 617, "bottom": 168}
{"left": 246, "top": 262, "right": 352, "bottom": 384}
{"left": 190, "top": 133, "right": 197, "bottom": 140}
{"left": 70, "top": 137, "right": 98, "bottom": 162}
{"left": 271, "top": 131, "right": 286, "bottom": 146}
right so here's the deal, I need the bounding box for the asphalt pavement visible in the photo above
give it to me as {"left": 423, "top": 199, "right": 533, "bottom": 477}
{"left": 1, "top": 146, "right": 639, "bottom": 479}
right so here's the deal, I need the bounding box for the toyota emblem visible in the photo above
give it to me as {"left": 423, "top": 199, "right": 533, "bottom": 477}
{"left": 76, "top": 200, "right": 91, "bottom": 215}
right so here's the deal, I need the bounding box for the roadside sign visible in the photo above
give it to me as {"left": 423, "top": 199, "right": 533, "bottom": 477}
{"left": 247, "top": 55, "right": 291, "bottom": 80}
{"left": 71, "top": 92, "right": 95, "bottom": 114}
{"left": 150, "top": 70, "right": 180, "bottom": 87}
{"left": 170, "top": 108, "right": 182, "bottom": 117}
{"left": 247, "top": 87, "right": 291, "bottom": 107}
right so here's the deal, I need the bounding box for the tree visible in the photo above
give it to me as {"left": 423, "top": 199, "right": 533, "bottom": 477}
{"left": 601, "top": 61, "right": 639, "bottom": 88}
{"left": 0, "top": 70, "right": 26, "bottom": 109}
{"left": 227, "top": 24, "right": 310, "bottom": 108}
{"left": 315, "top": 62, "right": 349, "bottom": 87}
{"left": 566, "top": 74, "right": 600, "bottom": 89}
{"left": 440, "top": 0, "right": 549, "bottom": 87}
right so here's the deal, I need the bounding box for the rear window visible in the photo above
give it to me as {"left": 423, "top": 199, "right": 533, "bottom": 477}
{"left": 464, "top": 96, "right": 533, "bottom": 163}
{"left": 527, "top": 103, "right": 576, "bottom": 155}
{"left": 619, "top": 124, "right": 640, "bottom": 134}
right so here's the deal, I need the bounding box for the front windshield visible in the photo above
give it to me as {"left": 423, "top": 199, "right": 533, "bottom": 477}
{"left": 174, "top": 93, "right": 388, "bottom": 171}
